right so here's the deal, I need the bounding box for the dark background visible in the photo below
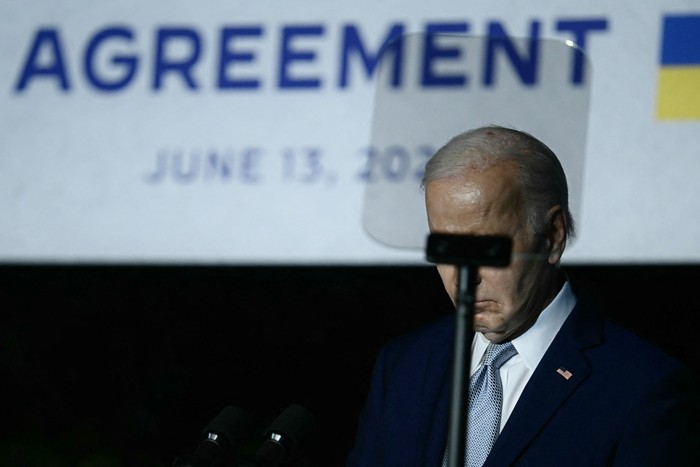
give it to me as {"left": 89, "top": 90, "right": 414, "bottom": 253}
{"left": 2, "top": 264, "right": 700, "bottom": 467}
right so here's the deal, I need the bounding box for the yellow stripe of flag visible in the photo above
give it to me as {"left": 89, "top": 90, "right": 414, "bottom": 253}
{"left": 656, "top": 66, "right": 700, "bottom": 120}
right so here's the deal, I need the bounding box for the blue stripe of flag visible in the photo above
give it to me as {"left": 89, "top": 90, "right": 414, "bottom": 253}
{"left": 660, "top": 15, "right": 700, "bottom": 66}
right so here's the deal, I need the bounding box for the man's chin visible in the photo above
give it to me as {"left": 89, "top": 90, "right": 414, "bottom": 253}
{"left": 473, "top": 323, "right": 503, "bottom": 342}
{"left": 479, "top": 331, "right": 507, "bottom": 343}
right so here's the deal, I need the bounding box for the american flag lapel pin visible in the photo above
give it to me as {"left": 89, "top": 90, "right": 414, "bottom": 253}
{"left": 556, "top": 367, "right": 573, "bottom": 380}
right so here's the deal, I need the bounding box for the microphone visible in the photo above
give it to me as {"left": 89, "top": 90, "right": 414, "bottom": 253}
{"left": 254, "top": 405, "right": 315, "bottom": 466}
{"left": 173, "top": 405, "right": 257, "bottom": 467}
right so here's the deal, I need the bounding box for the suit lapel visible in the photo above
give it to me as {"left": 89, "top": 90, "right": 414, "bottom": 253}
{"left": 418, "top": 322, "right": 453, "bottom": 465}
{"left": 484, "top": 300, "right": 603, "bottom": 466}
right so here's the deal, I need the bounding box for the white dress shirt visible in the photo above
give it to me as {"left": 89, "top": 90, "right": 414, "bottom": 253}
{"left": 470, "top": 281, "right": 577, "bottom": 432}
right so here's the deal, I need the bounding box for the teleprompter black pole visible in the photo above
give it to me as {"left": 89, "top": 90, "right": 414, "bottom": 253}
{"left": 446, "top": 264, "right": 477, "bottom": 467}
{"left": 425, "top": 233, "right": 511, "bottom": 467}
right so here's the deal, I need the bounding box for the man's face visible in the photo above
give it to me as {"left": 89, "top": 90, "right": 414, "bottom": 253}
{"left": 425, "top": 162, "right": 565, "bottom": 343}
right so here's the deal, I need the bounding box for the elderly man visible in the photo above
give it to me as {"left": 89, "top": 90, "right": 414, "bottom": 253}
{"left": 347, "top": 126, "right": 698, "bottom": 466}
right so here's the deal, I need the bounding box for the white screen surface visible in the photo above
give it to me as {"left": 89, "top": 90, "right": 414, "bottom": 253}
{"left": 1, "top": 1, "right": 699, "bottom": 264}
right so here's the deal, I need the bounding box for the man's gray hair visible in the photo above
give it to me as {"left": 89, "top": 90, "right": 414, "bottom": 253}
{"left": 422, "top": 125, "right": 575, "bottom": 239}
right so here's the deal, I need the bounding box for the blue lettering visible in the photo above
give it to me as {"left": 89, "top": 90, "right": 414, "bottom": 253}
{"left": 14, "top": 28, "right": 70, "bottom": 92}
{"left": 484, "top": 21, "right": 540, "bottom": 87}
{"left": 172, "top": 150, "right": 199, "bottom": 183}
{"left": 278, "top": 25, "right": 324, "bottom": 89}
{"left": 556, "top": 19, "right": 609, "bottom": 84}
{"left": 201, "top": 149, "right": 261, "bottom": 183}
{"left": 218, "top": 26, "right": 263, "bottom": 89}
{"left": 203, "top": 150, "right": 234, "bottom": 180}
{"left": 146, "top": 148, "right": 264, "bottom": 184}
{"left": 13, "top": 17, "right": 611, "bottom": 94}
{"left": 339, "top": 23, "right": 405, "bottom": 88}
{"left": 84, "top": 27, "right": 138, "bottom": 92}
{"left": 153, "top": 27, "right": 202, "bottom": 90}
{"left": 241, "top": 148, "right": 262, "bottom": 183}
{"left": 421, "top": 22, "right": 470, "bottom": 87}
{"left": 145, "top": 151, "right": 167, "bottom": 184}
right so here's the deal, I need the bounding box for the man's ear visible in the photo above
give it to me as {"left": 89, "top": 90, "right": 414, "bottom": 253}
{"left": 546, "top": 205, "right": 567, "bottom": 265}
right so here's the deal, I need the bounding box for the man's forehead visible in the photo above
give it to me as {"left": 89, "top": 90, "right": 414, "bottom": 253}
{"left": 426, "top": 161, "right": 521, "bottom": 200}
{"left": 427, "top": 162, "right": 525, "bottom": 226}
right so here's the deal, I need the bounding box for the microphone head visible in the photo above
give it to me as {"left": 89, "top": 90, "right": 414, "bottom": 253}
{"left": 175, "top": 406, "right": 258, "bottom": 467}
{"left": 264, "top": 404, "right": 315, "bottom": 447}
{"left": 256, "top": 404, "right": 315, "bottom": 464}
{"left": 201, "top": 405, "right": 257, "bottom": 447}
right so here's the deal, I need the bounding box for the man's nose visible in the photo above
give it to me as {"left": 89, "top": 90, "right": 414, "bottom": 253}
{"left": 453, "top": 267, "right": 482, "bottom": 288}
{"left": 474, "top": 268, "right": 483, "bottom": 285}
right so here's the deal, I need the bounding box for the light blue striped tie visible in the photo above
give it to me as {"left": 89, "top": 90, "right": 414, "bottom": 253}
{"left": 443, "top": 341, "right": 518, "bottom": 467}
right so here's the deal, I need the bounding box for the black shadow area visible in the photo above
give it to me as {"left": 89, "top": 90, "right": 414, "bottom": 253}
{"left": 1, "top": 265, "right": 698, "bottom": 466}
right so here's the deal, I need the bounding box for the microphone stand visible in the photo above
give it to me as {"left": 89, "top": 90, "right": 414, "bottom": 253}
{"left": 425, "top": 234, "right": 511, "bottom": 467}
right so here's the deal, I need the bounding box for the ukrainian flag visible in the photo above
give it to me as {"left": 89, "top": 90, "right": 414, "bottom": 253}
{"left": 657, "top": 15, "right": 700, "bottom": 120}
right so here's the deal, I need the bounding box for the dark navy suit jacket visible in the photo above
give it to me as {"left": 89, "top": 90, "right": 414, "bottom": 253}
{"left": 347, "top": 299, "right": 699, "bottom": 466}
